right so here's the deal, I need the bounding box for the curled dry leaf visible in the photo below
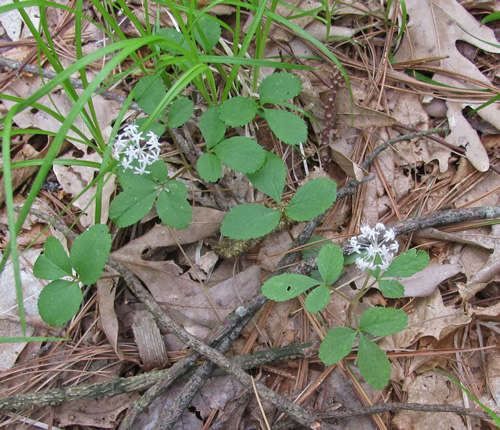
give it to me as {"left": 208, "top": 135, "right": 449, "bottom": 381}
{"left": 97, "top": 269, "right": 131, "bottom": 362}
{"left": 390, "top": 290, "right": 472, "bottom": 348}
{"left": 111, "top": 207, "right": 225, "bottom": 262}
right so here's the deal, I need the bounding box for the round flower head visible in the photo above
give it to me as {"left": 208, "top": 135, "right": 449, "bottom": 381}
{"left": 347, "top": 222, "right": 399, "bottom": 271}
{"left": 112, "top": 124, "right": 161, "bottom": 175}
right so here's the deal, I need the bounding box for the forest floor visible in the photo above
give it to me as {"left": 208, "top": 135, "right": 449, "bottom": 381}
{"left": 0, "top": 0, "right": 499, "bottom": 429}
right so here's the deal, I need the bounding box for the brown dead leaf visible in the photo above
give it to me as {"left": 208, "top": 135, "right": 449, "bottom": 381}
{"left": 0, "top": 137, "right": 53, "bottom": 206}
{"left": 335, "top": 87, "right": 397, "bottom": 128}
{"left": 329, "top": 130, "right": 364, "bottom": 180}
{"left": 0, "top": 248, "right": 46, "bottom": 371}
{"left": 53, "top": 150, "right": 116, "bottom": 227}
{"left": 97, "top": 269, "right": 129, "bottom": 362}
{"left": 111, "top": 207, "right": 225, "bottom": 262}
{"left": 54, "top": 393, "right": 137, "bottom": 428}
{"left": 390, "top": 290, "right": 472, "bottom": 348}
{"left": 446, "top": 101, "right": 489, "bottom": 172}
{"left": 394, "top": 0, "right": 500, "bottom": 171}
{"left": 393, "top": 371, "right": 468, "bottom": 429}
{"left": 392, "top": 263, "right": 462, "bottom": 297}
{"left": 486, "top": 341, "right": 500, "bottom": 408}
{"left": 3, "top": 76, "right": 123, "bottom": 147}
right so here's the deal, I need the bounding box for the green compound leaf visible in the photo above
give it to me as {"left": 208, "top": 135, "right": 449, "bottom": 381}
{"left": 197, "top": 152, "right": 222, "bottom": 182}
{"left": 150, "top": 160, "right": 168, "bottom": 182}
{"left": 168, "top": 97, "right": 194, "bottom": 128}
{"left": 117, "top": 164, "right": 158, "bottom": 190}
{"left": 318, "top": 327, "right": 357, "bottom": 366}
{"left": 164, "top": 179, "right": 188, "bottom": 197}
{"left": 33, "top": 236, "right": 72, "bottom": 280}
{"left": 378, "top": 279, "right": 405, "bottom": 299}
{"left": 109, "top": 188, "right": 157, "bottom": 228}
{"left": 382, "top": 249, "right": 430, "bottom": 278}
{"left": 358, "top": 333, "right": 391, "bottom": 390}
{"left": 262, "top": 274, "right": 320, "bottom": 302}
{"left": 213, "top": 136, "right": 266, "bottom": 174}
{"left": 219, "top": 96, "right": 258, "bottom": 127}
{"left": 285, "top": 178, "right": 337, "bottom": 222}
{"left": 247, "top": 152, "right": 286, "bottom": 203}
{"left": 317, "top": 244, "right": 344, "bottom": 285}
{"left": 38, "top": 280, "right": 82, "bottom": 327}
{"left": 157, "top": 186, "right": 192, "bottom": 230}
{"left": 221, "top": 204, "right": 281, "bottom": 240}
{"left": 194, "top": 16, "right": 221, "bottom": 51}
{"left": 301, "top": 236, "right": 327, "bottom": 260}
{"left": 70, "top": 224, "right": 112, "bottom": 285}
{"left": 134, "top": 75, "right": 167, "bottom": 115}
{"left": 359, "top": 307, "right": 408, "bottom": 337}
{"left": 259, "top": 72, "right": 302, "bottom": 104}
{"left": 264, "top": 109, "right": 307, "bottom": 146}
{"left": 200, "top": 107, "right": 226, "bottom": 148}
{"left": 305, "top": 284, "right": 330, "bottom": 313}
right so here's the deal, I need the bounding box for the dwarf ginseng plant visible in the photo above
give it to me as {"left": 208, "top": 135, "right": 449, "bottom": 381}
{"left": 262, "top": 223, "right": 430, "bottom": 389}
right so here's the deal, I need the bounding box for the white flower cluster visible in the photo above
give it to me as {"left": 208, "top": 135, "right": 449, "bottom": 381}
{"left": 347, "top": 223, "right": 399, "bottom": 271}
{"left": 112, "top": 124, "right": 161, "bottom": 175}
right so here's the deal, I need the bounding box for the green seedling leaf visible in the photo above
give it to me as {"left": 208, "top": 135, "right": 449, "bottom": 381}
{"left": 358, "top": 333, "right": 391, "bottom": 390}
{"left": 264, "top": 109, "right": 307, "bottom": 146}
{"left": 378, "top": 279, "right": 405, "bottom": 299}
{"left": 317, "top": 244, "right": 344, "bottom": 285}
{"left": 70, "top": 224, "right": 112, "bottom": 285}
{"left": 359, "top": 307, "right": 408, "bottom": 337}
{"left": 221, "top": 204, "right": 281, "bottom": 240}
{"left": 168, "top": 97, "right": 194, "bottom": 128}
{"left": 301, "top": 236, "right": 327, "bottom": 260}
{"left": 194, "top": 16, "right": 221, "bottom": 51}
{"left": 319, "top": 327, "right": 357, "bottom": 366}
{"left": 200, "top": 107, "right": 226, "bottom": 148}
{"left": 305, "top": 284, "right": 330, "bottom": 313}
{"left": 259, "top": 72, "right": 302, "bottom": 104}
{"left": 213, "top": 136, "right": 266, "bottom": 174}
{"left": 219, "top": 97, "right": 258, "bottom": 127}
{"left": 134, "top": 75, "right": 167, "bottom": 115}
{"left": 33, "top": 236, "right": 72, "bottom": 280}
{"left": 109, "top": 188, "right": 157, "bottom": 228}
{"left": 247, "top": 152, "right": 286, "bottom": 203}
{"left": 382, "top": 249, "right": 429, "bottom": 278}
{"left": 38, "top": 280, "right": 82, "bottom": 327}
{"left": 197, "top": 152, "right": 222, "bottom": 182}
{"left": 157, "top": 185, "right": 192, "bottom": 230}
{"left": 262, "top": 274, "right": 320, "bottom": 302}
{"left": 285, "top": 178, "right": 337, "bottom": 221}
{"left": 150, "top": 160, "right": 168, "bottom": 182}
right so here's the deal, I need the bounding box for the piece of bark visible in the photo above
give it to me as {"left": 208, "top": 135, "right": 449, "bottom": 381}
{"left": 132, "top": 310, "right": 169, "bottom": 370}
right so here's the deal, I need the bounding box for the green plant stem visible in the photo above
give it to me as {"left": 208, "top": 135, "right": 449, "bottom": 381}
{"left": 347, "top": 273, "right": 371, "bottom": 327}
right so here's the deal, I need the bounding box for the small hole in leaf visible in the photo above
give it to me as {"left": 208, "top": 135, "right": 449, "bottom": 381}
{"left": 286, "top": 285, "right": 292, "bottom": 292}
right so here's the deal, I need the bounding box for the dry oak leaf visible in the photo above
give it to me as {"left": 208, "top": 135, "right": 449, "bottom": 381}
{"left": 394, "top": 0, "right": 500, "bottom": 172}
{"left": 390, "top": 289, "right": 472, "bottom": 348}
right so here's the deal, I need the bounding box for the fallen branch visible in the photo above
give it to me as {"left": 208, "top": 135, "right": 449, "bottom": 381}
{"left": 0, "top": 343, "right": 312, "bottom": 413}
